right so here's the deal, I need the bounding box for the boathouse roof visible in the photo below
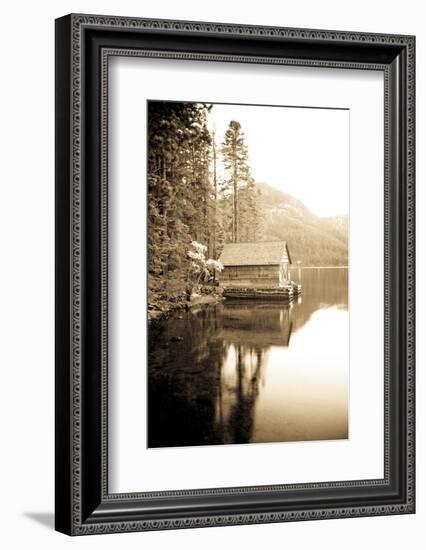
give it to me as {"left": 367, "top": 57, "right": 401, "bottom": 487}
{"left": 219, "top": 241, "right": 291, "bottom": 266}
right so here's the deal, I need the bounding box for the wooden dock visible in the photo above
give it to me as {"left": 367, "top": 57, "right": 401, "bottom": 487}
{"left": 223, "top": 283, "right": 302, "bottom": 301}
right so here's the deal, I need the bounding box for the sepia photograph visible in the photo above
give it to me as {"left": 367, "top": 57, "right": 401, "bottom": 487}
{"left": 147, "top": 100, "right": 349, "bottom": 448}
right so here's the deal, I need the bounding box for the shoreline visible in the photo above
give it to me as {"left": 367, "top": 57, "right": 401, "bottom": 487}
{"left": 291, "top": 266, "right": 348, "bottom": 269}
{"left": 148, "top": 267, "right": 347, "bottom": 321}
{"left": 148, "top": 293, "right": 223, "bottom": 323}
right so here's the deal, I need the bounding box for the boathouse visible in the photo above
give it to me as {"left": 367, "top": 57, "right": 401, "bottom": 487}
{"left": 218, "top": 241, "right": 292, "bottom": 289}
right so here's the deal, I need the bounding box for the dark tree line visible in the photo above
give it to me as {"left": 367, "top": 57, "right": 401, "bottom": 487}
{"left": 148, "top": 102, "right": 212, "bottom": 277}
{"left": 148, "top": 101, "right": 262, "bottom": 307}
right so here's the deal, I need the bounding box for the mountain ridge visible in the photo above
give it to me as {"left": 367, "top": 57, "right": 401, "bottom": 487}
{"left": 255, "top": 182, "right": 348, "bottom": 266}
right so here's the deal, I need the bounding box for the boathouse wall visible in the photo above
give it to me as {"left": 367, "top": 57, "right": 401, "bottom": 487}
{"left": 220, "top": 264, "right": 280, "bottom": 288}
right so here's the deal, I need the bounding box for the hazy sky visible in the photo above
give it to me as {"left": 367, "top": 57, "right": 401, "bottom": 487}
{"left": 207, "top": 103, "right": 349, "bottom": 218}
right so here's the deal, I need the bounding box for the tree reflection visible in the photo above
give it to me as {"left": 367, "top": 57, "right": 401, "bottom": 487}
{"left": 148, "top": 304, "right": 289, "bottom": 447}
{"left": 148, "top": 268, "right": 348, "bottom": 448}
{"left": 216, "top": 344, "right": 267, "bottom": 444}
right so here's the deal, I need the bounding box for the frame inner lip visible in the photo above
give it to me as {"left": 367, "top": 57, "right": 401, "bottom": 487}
{"left": 100, "top": 48, "right": 391, "bottom": 500}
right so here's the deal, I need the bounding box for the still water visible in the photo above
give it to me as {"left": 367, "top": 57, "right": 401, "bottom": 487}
{"left": 148, "top": 268, "right": 349, "bottom": 448}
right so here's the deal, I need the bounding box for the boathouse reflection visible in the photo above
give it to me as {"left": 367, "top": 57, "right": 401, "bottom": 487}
{"left": 148, "top": 268, "right": 349, "bottom": 448}
{"left": 148, "top": 302, "right": 294, "bottom": 447}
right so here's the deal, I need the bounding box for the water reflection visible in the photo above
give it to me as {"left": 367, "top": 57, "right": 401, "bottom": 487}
{"left": 148, "top": 268, "right": 348, "bottom": 448}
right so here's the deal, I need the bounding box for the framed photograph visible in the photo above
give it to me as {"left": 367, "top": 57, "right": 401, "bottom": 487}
{"left": 55, "top": 14, "right": 415, "bottom": 535}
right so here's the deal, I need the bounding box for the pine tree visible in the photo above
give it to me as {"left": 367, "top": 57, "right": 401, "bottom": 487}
{"left": 147, "top": 101, "right": 212, "bottom": 281}
{"left": 238, "top": 177, "right": 263, "bottom": 242}
{"left": 220, "top": 120, "right": 261, "bottom": 244}
{"left": 221, "top": 121, "right": 249, "bottom": 242}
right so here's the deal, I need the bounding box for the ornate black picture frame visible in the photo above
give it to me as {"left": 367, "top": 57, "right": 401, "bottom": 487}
{"left": 55, "top": 13, "right": 415, "bottom": 535}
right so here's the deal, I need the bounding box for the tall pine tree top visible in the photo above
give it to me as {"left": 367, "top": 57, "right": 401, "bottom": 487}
{"left": 220, "top": 120, "right": 261, "bottom": 243}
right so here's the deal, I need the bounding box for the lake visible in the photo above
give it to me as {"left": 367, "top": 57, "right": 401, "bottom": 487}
{"left": 148, "top": 268, "right": 349, "bottom": 448}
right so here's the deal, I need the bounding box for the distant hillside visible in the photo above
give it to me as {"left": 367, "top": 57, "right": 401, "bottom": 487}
{"left": 256, "top": 182, "right": 348, "bottom": 266}
{"left": 322, "top": 215, "right": 349, "bottom": 241}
